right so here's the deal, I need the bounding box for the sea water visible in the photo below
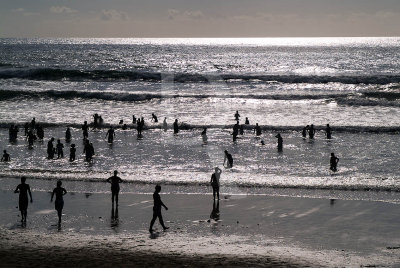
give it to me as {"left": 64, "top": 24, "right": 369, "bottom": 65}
{"left": 1, "top": 37, "right": 400, "bottom": 197}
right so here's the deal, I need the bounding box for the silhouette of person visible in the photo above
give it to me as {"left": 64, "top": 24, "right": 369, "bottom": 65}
{"left": 261, "top": 140, "right": 265, "bottom": 145}
{"left": 245, "top": 117, "right": 250, "bottom": 125}
{"left": 26, "top": 130, "right": 35, "bottom": 148}
{"left": 173, "top": 119, "right": 179, "bottom": 134}
{"left": 93, "top": 113, "right": 99, "bottom": 128}
{"left": 149, "top": 185, "right": 169, "bottom": 233}
{"left": 56, "top": 139, "right": 64, "bottom": 159}
{"left": 240, "top": 124, "right": 244, "bottom": 135}
{"left": 105, "top": 126, "right": 115, "bottom": 143}
{"left": 137, "top": 118, "right": 142, "bottom": 135}
{"left": 24, "top": 122, "right": 29, "bottom": 136}
{"left": 30, "top": 117, "right": 36, "bottom": 130}
{"left": 210, "top": 167, "right": 222, "bottom": 200}
{"left": 232, "top": 122, "right": 239, "bottom": 142}
{"left": 1, "top": 150, "right": 10, "bottom": 162}
{"left": 82, "top": 121, "right": 89, "bottom": 139}
{"left": 224, "top": 150, "right": 233, "bottom": 168}
{"left": 69, "top": 144, "right": 76, "bottom": 162}
{"left": 234, "top": 111, "right": 240, "bottom": 121}
{"left": 326, "top": 124, "right": 332, "bottom": 139}
{"left": 132, "top": 115, "right": 137, "bottom": 124}
{"left": 152, "top": 113, "right": 158, "bottom": 123}
{"left": 308, "top": 124, "right": 315, "bottom": 139}
{"left": 210, "top": 199, "right": 220, "bottom": 221}
{"left": 14, "top": 177, "right": 32, "bottom": 223}
{"left": 99, "top": 116, "right": 104, "bottom": 125}
{"left": 83, "top": 140, "right": 94, "bottom": 162}
{"left": 330, "top": 153, "right": 339, "bottom": 172}
{"left": 122, "top": 124, "right": 127, "bottom": 130}
{"left": 51, "top": 180, "right": 67, "bottom": 225}
{"left": 276, "top": 133, "right": 283, "bottom": 152}
{"left": 106, "top": 170, "right": 123, "bottom": 206}
{"left": 163, "top": 117, "right": 168, "bottom": 131}
{"left": 65, "top": 128, "right": 71, "bottom": 143}
{"left": 201, "top": 127, "right": 208, "bottom": 144}
{"left": 254, "top": 123, "right": 261, "bottom": 136}
{"left": 36, "top": 125, "right": 44, "bottom": 140}
{"left": 9, "top": 125, "right": 18, "bottom": 142}
{"left": 302, "top": 126, "right": 308, "bottom": 138}
{"left": 47, "top": 137, "right": 55, "bottom": 159}
{"left": 119, "top": 120, "right": 124, "bottom": 125}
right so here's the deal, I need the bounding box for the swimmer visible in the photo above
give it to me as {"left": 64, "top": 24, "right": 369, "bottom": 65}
{"left": 223, "top": 150, "right": 233, "bottom": 168}
{"left": 69, "top": 144, "right": 76, "bottom": 162}
{"left": 1, "top": 150, "right": 10, "bottom": 162}
{"left": 330, "top": 153, "right": 339, "bottom": 172}
{"left": 105, "top": 126, "right": 115, "bottom": 143}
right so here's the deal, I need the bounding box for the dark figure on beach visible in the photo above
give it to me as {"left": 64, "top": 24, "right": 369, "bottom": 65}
{"left": 224, "top": 150, "right": 233, "bottom": 168}
{"left": 56, "top": 139, "right": 64, "bottom": 159}
{"left": 210, "top": 167, "right": 222, "bottom": 200}
{"left": 152, "top": 113, "right": 158, "bottom": 123}
{"left": 149, "top": 185, "right": 169, "bottom": 233}
{"left": 9, "top": 125, "right": 18, "bottom": 142}
{"left": 1, "top": 150, "right": 10, "bottom": 162}
{"left": 276, "top": 133, "right": 283, "bottom": 152}
{"left": 122, "top": 124, "right": 127, "bottom": 130}
{"left": 83, "top": 140, "right": 94, "bottom": 162}
{"left": 234, "top": 111, "right": 240, "bottom": 121}
{"left": 47, "top": 137, "right": 55, "bottom": 159}
{"left": 93, "top": 113, "right": 99, "bottom": 128}
{"left": 210, "top": 199, "right": 220, "bottom": 221}
{"left": 201, "top": 128, "right": 208, "bottom": 144}
{"left": 330, "top": 153, "right": 339, "bottom": 172}
{"left": 51, "top": 180, "right": 67, "bottom": 225}
{"left": 232, "top": 123, "right": 239, "bottom": 142}
{"left": 24, "top": 123, "right": 29, "bottom": 136}
{"left": 105, "top": 126, "right": 115, "bottom": 143}
{"left": 254, "top": 123, "right": 262, "bottom": 136}
{"left": 65, "top": 127, "right": 71, "bottom": 143}
{"left": 141, "top": 117, "right": 145, "bottom": 128}
{"left": 245, "top": 117, "right": 249, "bottom": 125}
{"left": 99, "top": 116, "right": 104, "bottom": 125}
{"left": 261, "top": 140, "right": 265, "bottom": 145}
{"left": 173, "top": 119, "right": 179, "bottom": 134}
{"left": 26, "top": 130, "right": 35, "bottom": 148}
{"left": 308, "top": 124, "right": 315, "bottom": 139}
{"left": 106, "top": 170, "right": 123, "bottom": 206}
{"left": 137, "top": 118, "right": 142, "bottom": 135}
{"left": 14, "top": 177, "right": 32, "bottom": 223}
{"left": 240, "top": 124, "right": 244, "bottom": 135}
{"left": 82, "top": 121, "right": 89, "bottom": 139}
{"left": 326, "top": 124, "right": 332, "bottom": 139}
{"left": 119, "top": 120, "right": 124, "bottom": 125}
{"left": 302, "top": 126, "right": 308, "bottom": 138}
{"left": 132, "top": 115, "right": 137, "bottom": 124}
{"left": 69, "top": 144, "right": 76, "bottom": 162}
{"left": 36, "top": 125, "right": 44, "bottom": 140}
{"left": 30, "top": 117, "right": 36, "bottom": 130}
{"left": 163, "top": 117, "right": 168, "bottom": 131}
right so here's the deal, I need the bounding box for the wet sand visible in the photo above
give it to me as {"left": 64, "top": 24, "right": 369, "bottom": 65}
{"left": 1, "top": 180, "right": 400, "bottom": 267}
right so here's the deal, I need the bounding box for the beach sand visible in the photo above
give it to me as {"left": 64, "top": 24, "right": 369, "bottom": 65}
{"left": 1, "top": 178, "right": 400, "bottom": 267}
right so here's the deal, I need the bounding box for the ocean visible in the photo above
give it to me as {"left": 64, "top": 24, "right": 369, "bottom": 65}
{"left": 1, "top": 37, "right": 400, "bottom": 199}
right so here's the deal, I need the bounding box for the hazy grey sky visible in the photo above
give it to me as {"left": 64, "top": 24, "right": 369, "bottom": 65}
{"left": 1, "top": 0, "right": 400, "bottom": 37}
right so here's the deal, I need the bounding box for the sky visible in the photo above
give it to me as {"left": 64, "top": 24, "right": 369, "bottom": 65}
{"left": 1, "top": 0, "right": 400, "bottom": 37}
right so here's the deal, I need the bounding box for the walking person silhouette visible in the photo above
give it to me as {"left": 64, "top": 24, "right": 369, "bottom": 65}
{"left": 14, "top": 177, "right": 33, "bottom": 223}
{"left": 106, "top": 170, "right": 123, "bottom": 206}
{"left": 51, "top": 180, "right": 67, "bottom": 225}
{"left": 149, "top": 185, "right": 169, "bottom": 233}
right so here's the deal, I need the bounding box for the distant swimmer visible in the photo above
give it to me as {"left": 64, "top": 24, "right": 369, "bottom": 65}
{"left": 83, "top": 140, "right": 94, "bottom": 162}
{"left": 66, "top": 128, "right": 72, "bottom": 144}
{"left": 51, "top": 180, "right": 67, "bottom": 225}
{"left": 245, "top": 117, "right": 250, "bottom": 125}
{"left": 254, "top": 123, "right": 262, "bottom": 136}
{"left": 240, "top": 124, "right": 244, "bottom": 135}
{"left": 106, "top": 170, "right": 123, "bottom": 206}
{"left": 105, "top": 126, "right": 115, "bottom": 143}
{"left": 30, "top": 117, "right": 36, "bottom": 130}
{"left": 308, "top": 124, "right": 315, "bottom": 139}
{"left": 122, "top": 124, "right": 128, "bottom": 130}
{"left": 210, "top": 167, "right": 222, "bottom": 200}
{"left": 224, "top": 150, "right": 233, "bottom": 168}
{"left": 119, "top": 120, "right": 124, "bottom": 125}
{"left": 276, "top": 133, "right": 283, "bottom": 152}
{"left": 201, "top": 127, "right": 208, "bottom": 144}
{"left": 173, "top": 119, "right": 179, "bottom": 134}
{"left": 69, "top": 144, "right": 76, "bottom": 162}
{"left": 163, "top": 117, "right": 168, "bottom": 131}
{"left": 132, "top": 115, "right": 137, "bottom": 124}
{"left": 36, "top": 125, "right": 44, "bottom": 140}
{"left": 232, "top": 122, "right": 239, "bottom": 142}
{"left": 82, "top": 121, "right": 89, "bottom": 139}
{"left": 137, "top": 118, "right": 142, "bottom": 135}
{"left": 26, "top": 130, "right": 35, "bottom": 148}
{"left": 152, "top": 113, "right": 158, "bottom": 123}
{"left": 234, "top": 110, "right": 240, "bottom": 121}
{"left": 1, "top": 150, "right": 10, "bottom": 162}
{"left": 93, "top": 113, "right": 99, "bottom": 128}
{"left": 47, "top": 137, "right": 55, "bottom": 159}
{"left": 330, "top": 153, "right": 339, "bottom": 172}
{"left": 14, "top": 177, "right": 33, "bottom": 223}
{"left": 302, "top": 125, "right": 308, "bottom": 138}
{"left": 326, "top": 124, "right": 332, "bottom": 139}
{"left": 149, "top": 185, "right": 169, "bottom": 233}
{"left": 56, "top": 139, "right": 64, "bottom": 159}
{"left": 261, "top": 140, "right": 265, "bottom": 145}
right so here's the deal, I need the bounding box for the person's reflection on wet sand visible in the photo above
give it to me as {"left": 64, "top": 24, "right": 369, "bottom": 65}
{"left": 111, "top": 206, "right": 119, "bottom": 229}
{"left": 210, "top": 199, "right": 220, "bottom": 221}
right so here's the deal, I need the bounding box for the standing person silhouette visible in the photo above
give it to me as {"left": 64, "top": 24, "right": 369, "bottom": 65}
{"left": 47, "top": 137, "right": 55, "bottom": 159}
{"left": 173, "top": 119, "right": 179, "bottom": 134}
{"left": 105, "top": 126, "right": 115, "bottom": 143}
{"left": 210, "top": 167, "right": 222, "bottom": 200}
{"left": 149, "top": 185, "right": 169, "bottom": 233}
{"left": 234, "top": 111, "right": 240, "bottom": 121}
{"left": 82, "top": 121, "right": 89, "bottom": 140}
{"left": 302, "top": 126, "right": 308, "bottom": 138}
{"left": 223, "top": 150, "right": 233, "bottom": 168}
{"left": 56, "top": 139, "right": 64, "bottom": 159}
{"left": 254, "top": 123, "right": 262, "bottom": 136}
{"left": 69, "top": 144, "right": 76, "bottom": 162}
{"left": 163, "top": 117, "right": 168, "bottom": 131}
{"left": 326, "top": 124, "right": 332, "bottom": 139}
{"left": 14, "top": 177, "right": 33, "bottom": 223}
{"left": 276, "top": 133, "right": 283, "bottom": 152}
{"left": 330, "top": 153, "right": 340, "bottom": 172}
{"left": 51, "top": 180, "right": 67, "bottom": 225}
{"left": 308, "top": 124, "right": 315, "bottom": 139}
{"left": 106, "top": 170, "right": 123, "bottom": 206}
{"left": 201, "top": 127, "right": 208, "bottom": 144}
{"left": 65, "top": 128, "right": 71, "bottom": 143}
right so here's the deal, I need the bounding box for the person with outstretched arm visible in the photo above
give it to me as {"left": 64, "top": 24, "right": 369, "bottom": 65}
{"left": 106, "top": 170, "right": 123, "bottom": 206}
